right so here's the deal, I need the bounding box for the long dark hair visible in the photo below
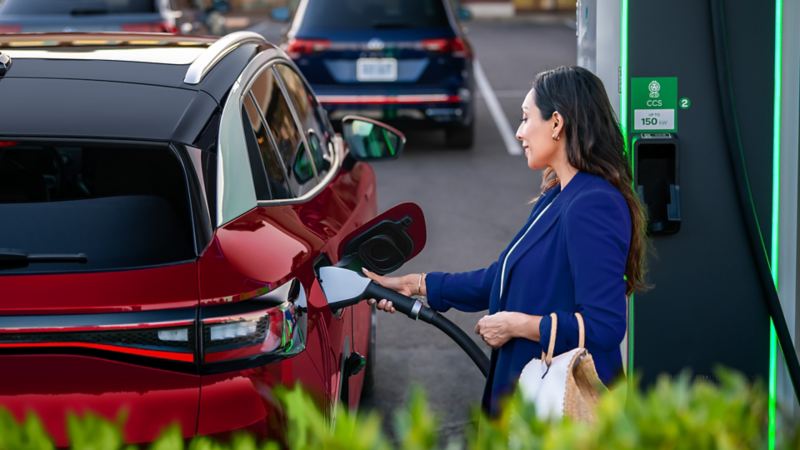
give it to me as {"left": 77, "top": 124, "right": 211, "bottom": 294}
{"left": 532, "top": 65, "right": 648, "bottom": 295}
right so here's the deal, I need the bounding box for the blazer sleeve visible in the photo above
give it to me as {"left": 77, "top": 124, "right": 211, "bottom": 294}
{"left": 538, "top": 189, "right": 629, "bottom": 354}
{"left": 425, "top": 260, "right": 498, "bottom": 312}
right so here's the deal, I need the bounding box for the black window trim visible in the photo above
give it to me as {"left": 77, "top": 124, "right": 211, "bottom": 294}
{"left": 270, "top": 64, "right": 320, "bottom": 182}
{"left": 167, "top": 141, "right": 204, "bottom": 257}
{"left": 224, "top": 49, "right": 343, "bottom": 208}
{"left": 272, "top": 61, "right": 335, "bottom": 180}
{"left": 242, "top": 62, "right": 319, "bottom": 193}
{"left": 244, "top": 89, "right": 293, "bottom": 198}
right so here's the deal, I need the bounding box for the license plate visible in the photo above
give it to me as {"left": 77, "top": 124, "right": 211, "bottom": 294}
{"left": 356, "top": 58, "right": 398, "bottom": 82}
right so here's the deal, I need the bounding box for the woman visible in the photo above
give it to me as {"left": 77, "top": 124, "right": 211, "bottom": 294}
{"left": 364, "top": 65, "right": 648, "bottom": 415}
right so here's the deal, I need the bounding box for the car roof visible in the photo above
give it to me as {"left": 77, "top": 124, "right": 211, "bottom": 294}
{"left": 0, "top": 32, "right": 279, "bottom": 142}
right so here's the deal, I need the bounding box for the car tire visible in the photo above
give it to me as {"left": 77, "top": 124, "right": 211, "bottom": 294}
{"left": 445, "top": 120, "right": 475, "bottom": 149}
{"left": 361, "top": 305, "right": 377, "bottom": 398}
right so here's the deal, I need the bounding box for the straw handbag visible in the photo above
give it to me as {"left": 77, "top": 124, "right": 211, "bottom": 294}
{"left": 518, "top": 312, "right": 606, "bottom": 422}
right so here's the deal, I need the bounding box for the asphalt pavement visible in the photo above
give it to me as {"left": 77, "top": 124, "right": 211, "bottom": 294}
{"left": 249, "top": 15, "right": 578, "bottom": 441}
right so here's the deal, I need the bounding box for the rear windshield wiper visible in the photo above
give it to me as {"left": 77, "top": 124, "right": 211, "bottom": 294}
{"left": 370, "top": 21, "right": 413, "bottom": 29}
{"left": 0, "top": 250, "right": 88, "bottom": 269}
{"left": 70, "top": 8, "right": 109, "bottom": 16}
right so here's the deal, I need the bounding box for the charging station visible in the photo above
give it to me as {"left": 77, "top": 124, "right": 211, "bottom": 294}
{"left": 578, "top": 0, "right": 800, "bottom": 444}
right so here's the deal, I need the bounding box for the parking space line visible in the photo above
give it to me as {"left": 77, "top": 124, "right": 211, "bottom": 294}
{"left": 474, "top": 60, "right": 521, "bottom": 156}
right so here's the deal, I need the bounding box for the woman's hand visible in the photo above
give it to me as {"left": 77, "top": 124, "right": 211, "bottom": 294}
{"left": 475, "top": 312, "right": 526, "bottom": 349}
{"left": 362, "top": 268, "right": 424, "bottom": 314}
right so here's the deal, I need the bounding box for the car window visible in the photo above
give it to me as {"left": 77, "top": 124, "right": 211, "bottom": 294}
{"left": 0, "top": 140, "right": 195, "bottom": 274}
{"left": 218, "top": 91, "right": 258, "bottom": 224}
{"left": 0, "top": 0, "right": 158, "bottom": 15}
{"left": 248, "top": 66, "right": 317, "bottom": 196}
{"left": 274, "top": 63, "right": 333, "bottom": 177}
{"left": 242, "top": 93, "right": 292, "bottom": 201}
{"left": 298, "top": 0, "right": 449, "bottom": 31}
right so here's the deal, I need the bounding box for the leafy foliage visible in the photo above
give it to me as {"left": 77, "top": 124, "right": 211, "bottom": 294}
{"left": 0, "top": 370, "right": 795, "bottom": 450}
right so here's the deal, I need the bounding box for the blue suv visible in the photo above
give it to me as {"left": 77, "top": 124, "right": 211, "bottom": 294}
{"left": 283, "top": 0, "right": 475, "bottom": 148}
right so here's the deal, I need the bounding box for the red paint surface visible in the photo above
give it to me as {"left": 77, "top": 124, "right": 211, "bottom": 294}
{"left": 0, "top": 163, "right": 386, "bottom": 444}
{"left": 0, "top": 355, "right": 200, "bottom": 447}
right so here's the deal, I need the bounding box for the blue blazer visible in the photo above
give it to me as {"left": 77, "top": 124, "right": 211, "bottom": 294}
{"left": 425, "top": 171, "right": 630, "bottom": 414}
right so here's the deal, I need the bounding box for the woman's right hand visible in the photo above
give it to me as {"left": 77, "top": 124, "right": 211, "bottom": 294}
{"left": 361, "top": 268, "right": 424, "bottom": 314}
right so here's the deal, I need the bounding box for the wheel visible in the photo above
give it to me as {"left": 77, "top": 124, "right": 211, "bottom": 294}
{"left": 445, "top": 120, "right": 475, "bottom": 149}
{"left": 361, "top": 305, "right": 377, "bottom": 397}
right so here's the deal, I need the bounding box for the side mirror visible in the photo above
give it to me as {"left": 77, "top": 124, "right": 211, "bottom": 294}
{"left": 336, "top": 202, "right": 426, "bottom": 275}
{"left": 271, "top": 6, "right": 291, "bottom": 23}
{"left": 458, "top": 6, "right": 472, "bottom": 21}
{"left": 292, "top": 144, "right": 315, "bottom": 184}
{"left": 341, "top": 115, "right": 405, "bottom": 161}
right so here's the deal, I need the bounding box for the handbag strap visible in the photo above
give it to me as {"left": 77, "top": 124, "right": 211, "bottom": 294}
{"left": 541, "top": 312, "right": 586, "bottom": 366}
{"left": 541, "top": 312, "right": 558, "bottom": 366}
{"left": 575, "top": 312, "right": 585, "bottom": 348}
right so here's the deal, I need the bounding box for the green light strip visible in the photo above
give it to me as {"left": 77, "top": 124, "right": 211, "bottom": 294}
{"left": 620, "top": 0, "right": 633, "bottom": 382}
{"left": 769, "top": 0, "right": 782, "bottom": 448}
{"left": 621, "top": 0, "right": 629, "bottom": 152}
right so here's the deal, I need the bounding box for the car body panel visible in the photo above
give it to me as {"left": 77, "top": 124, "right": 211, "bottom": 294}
{"left": 0, "top": 263, "right": 198, "bottom": 314}
{"left": 196, "top": 159, "right": 378, "bottom": 429}
{"left": 0, "top": 355, "right": 200, "bottom": 446}
{"left": 293, "top": 29, "right": 460, "bottom": 86}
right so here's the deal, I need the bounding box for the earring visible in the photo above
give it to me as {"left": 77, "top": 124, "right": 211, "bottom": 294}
{"left": 552, "top": 134, "right": 559, "bottom": 141}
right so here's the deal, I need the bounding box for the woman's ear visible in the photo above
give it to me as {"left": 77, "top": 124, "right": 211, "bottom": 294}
{"left": 552, "top": 111, "right": 565, "bottom": 139}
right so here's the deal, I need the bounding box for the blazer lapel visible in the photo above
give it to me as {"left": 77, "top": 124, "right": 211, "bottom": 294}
{"left": 500, "top": 172, "right": 593, "bottom": 299}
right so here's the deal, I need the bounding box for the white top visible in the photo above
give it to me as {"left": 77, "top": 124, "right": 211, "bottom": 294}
{"left": 498, "top": 199, "right": 556, "bottom": 300}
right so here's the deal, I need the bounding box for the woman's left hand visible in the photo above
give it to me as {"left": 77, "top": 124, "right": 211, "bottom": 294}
{"left": 475, "top": 312, "right": 522, "bottom": 349}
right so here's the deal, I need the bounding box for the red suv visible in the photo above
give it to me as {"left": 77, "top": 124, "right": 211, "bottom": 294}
{"left": 0, "top": 31, "right": 422, "bottom": 446}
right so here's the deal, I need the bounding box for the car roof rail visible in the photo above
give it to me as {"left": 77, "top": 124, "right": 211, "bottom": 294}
{"left": 184, "top": 31, "right": 268, "bottom": 85}
{"left": 0, "top": 33, "right": 216, "bottom": 48}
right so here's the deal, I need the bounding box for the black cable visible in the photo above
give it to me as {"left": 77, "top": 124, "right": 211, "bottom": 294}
{"left": 420, "top": 308, "right": 491, "bottom": 377}
{"left": 365, "top": 283, "right": 490, "bottom": 377}
{"left": 709, "top": 0, "right": 800, "bottom": 400}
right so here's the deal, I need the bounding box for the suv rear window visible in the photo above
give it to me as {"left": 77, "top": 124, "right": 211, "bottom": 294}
{"left": 298, "top": 0, "right": 449, "bottom": 31}
{"left": 0, "top": 0, "right": 157, "bottom": 15}
{"left": 0, "top": 140, "right": 195, "bottom": 274}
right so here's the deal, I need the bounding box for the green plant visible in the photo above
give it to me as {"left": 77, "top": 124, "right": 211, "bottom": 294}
{"left": 478, "top": 372, "right": 772, "bottom": 450}
{"left": 0, "top": 369, "right": 795, "bottom": 450}
{"left": 0, "top": 408, "right": 55, "bottom": 450}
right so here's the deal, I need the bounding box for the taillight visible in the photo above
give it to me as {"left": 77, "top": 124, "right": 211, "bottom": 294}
{"left": 199, "top": 280, "right": 307, "bottom": 370}
{"left": 0, "top": 281, "right": 307, "bottom": 373}
{"left": 421, "top": 37, "right": 472, "bottom": 58}
{"left": 0, "top": 141, "right": 18, "bottom": 148}
{"left": 201, "top": 303, "right": 288, "bottom": 364}
{"left": 121, "top": 22, "right": 177, "bottom": 33}
{"left": 0, "top": 25, "right": 21, "bottom": 34}
{"left": 421, "top": 38, "right": 449, "bottom": 52}
{"left": 285, "top": 38, "right": 331, "bottom": 58}
{"left": 0, "top": 313, "right": 197, "bottom": 363}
